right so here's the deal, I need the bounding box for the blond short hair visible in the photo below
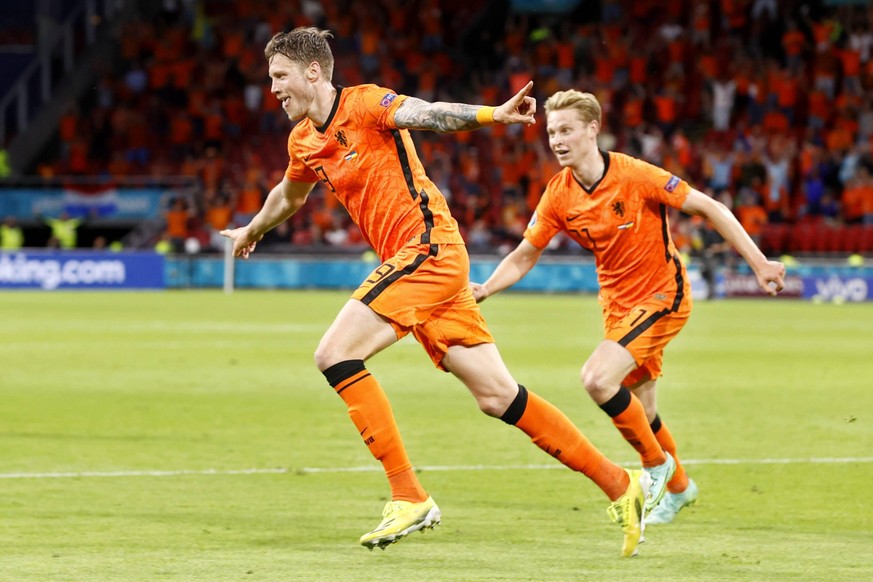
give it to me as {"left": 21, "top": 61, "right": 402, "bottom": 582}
{"left": 265, "top": 27, "right": 335, "bottom": 80}
{"left": 544, "top": 90, "right": 602, "bottom": 126}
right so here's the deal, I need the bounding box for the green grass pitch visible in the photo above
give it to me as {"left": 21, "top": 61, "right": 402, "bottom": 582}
{"left": 2, "top": 290, "right": 872, "bottom": 581}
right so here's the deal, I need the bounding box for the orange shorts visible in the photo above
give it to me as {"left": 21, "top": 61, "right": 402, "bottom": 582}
{"left": 352, "top": 242, "right": 493, "bottom": 369}
{"left": 603, "top": 294, "right": 692, "bottom": 386}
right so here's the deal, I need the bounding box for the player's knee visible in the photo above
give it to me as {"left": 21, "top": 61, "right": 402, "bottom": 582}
{"left": 580, "top": 364, "right": 607, "bottom": 397}
{"left": 475, "top": 390, "right": 515, "bottom": 418}
{"left": 313, "top": 340, "right": 340, "bottom": 372}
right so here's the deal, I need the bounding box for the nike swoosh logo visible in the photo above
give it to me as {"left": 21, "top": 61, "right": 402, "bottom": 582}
{"left": 359, "top": 426, "right": 368, "bottom": 435}
{"left": 567, "top": 213, "right": 583, "bottom": 221}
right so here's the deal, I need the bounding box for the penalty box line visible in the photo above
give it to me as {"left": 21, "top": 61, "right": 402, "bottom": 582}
{"left": 2, "top": 457, "right": 873, "bottom": 480}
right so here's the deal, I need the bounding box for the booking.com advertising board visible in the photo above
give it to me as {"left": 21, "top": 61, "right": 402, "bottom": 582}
{"left": 0, "top": 251, "right": 165, "bottom": 290}
{"left": 2, "top": 252, "right": 873, "bottom": 301}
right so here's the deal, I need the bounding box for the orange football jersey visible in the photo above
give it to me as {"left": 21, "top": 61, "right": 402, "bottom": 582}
{"left": 524, "top": 151, "right": 692, "bottom": 313}
{"left": 284, "top": 84, "right": 464, "bottom": 260}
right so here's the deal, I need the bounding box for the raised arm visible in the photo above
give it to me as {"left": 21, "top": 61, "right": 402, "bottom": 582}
{"left": 470, "top": 239, "right": 544, "bottom": 302}
{"left": 393, "top": 81, "right": 536, "bottom": 133}
{"left": 681, "top": 188, "right": 786, "bottom": 295}
{"left": 220, "top": 178, "right": 315, "bottom": 258}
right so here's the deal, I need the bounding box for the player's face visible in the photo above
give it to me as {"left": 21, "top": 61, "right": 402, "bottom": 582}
{"left": 546, "top": 109, "right": 596, "bottom": 168}
{"left": 268, "top": 54, "right": 314, "bottom": 122}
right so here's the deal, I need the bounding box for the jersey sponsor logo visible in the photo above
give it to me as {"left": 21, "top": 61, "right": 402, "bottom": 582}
{"left": 665, "top": 175, "right": 680, "bottom": 192}
{"left": 380, "top": 93, "right": 397, "bottom": 107}
{"left": 528, "top": 211, "right": 537, "bottom": 227}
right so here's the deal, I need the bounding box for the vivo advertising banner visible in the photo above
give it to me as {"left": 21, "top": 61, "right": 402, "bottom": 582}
{"left": 723, "top": 272, "right": 873, "bottom": 302}
{"left": 0, "top": 252, "right": 165, "bottom": 290}
{"left": 803, "top": 275, "right": 873, "bottom": 302}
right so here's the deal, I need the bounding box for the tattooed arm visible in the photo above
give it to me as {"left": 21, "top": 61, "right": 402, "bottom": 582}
{"left": 394, "top": 99, "right": 483, "bottom": 132}
{"left": 393, "top": 80, "right": 537, "bottom": 133}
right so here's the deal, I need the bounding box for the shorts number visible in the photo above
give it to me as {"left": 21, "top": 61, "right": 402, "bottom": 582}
{"left": 366, "top": 263, "right": 396, "bottom": 285}
{"left": 629, "top": 309, "right": 648, "bottom": 327}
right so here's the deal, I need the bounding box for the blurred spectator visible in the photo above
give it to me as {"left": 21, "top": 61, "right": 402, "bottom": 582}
{"left": 154, "top": 231, "right": 173, "bottom": 254}
{"left": 692, "top": 191, "right": 734, "bottom": 299}
{"left": 41, "top": 211, "right": 83, "bottom": 249}
{"left": 0, "top": 148, "right": 10, "bottom": 178}
{"left": 781, "top": 19, "right": 807, "bottom": 75}
{"left": 204, "top": 194, "right": 234, "bottom": 251}
{"left": 1, "top": 216, "right": 24, "bottom": 250}
{"left": 234, "top": 176, "right": 266, "bottom": 225}
{"left": 164, "top": 197, "right": 194, "bottom": 252}
{"left": 844, "top": 166, "right": 873, "bottom": 225}
{"left": 735, "top": 190, "right": 768, "bottom": 246}
{"left": 802, "top": 165, "right": 828, "bottom": 219}
{"left": 818, "top": 192, "right": 841, "bottom": 223}
{"left": 703, "top": 145, "right": 735, "bottom": 192}
{"left": 762, "top": 143, "right": 794, "bottom": 222}
{"left": 324, "top": 214, "right": 351, "bottom": 247}
{"left": 710, "top": 74, "right": 736, "bottom": 132}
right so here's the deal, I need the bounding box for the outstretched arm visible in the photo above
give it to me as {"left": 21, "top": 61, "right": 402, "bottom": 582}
{"left": 681, "top": 188, "right": 786, "bottom": 295}
{"left": 220, "top": 178, "right": 315, "bottom": 259}
{"left": 394, "top": 81, "right": 536, "bottom": 133}
{"left": 470, "top": 239, "right": 544, "bottom": 302}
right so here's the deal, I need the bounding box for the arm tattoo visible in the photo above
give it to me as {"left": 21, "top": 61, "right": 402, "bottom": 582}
{"left": 394, "top": 97, "right": 483, "bottom": 133}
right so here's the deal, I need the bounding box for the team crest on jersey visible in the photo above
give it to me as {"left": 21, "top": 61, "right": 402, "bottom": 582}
{"left": 612, "top": 201, "right": 625, "bottom": 217}
{"left": 528, "top": 211, "right": 537, "bottom": 228}
{"left": 664, "top": 175, "right": 680, "bottom": 192}
{"left": 335, "top": 129, "right": 348, "bottom": 147}
{"left": 380, "top": 93, "right": 397, "bottom": 107}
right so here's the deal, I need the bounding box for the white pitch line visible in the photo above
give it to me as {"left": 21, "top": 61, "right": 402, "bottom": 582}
{"left": 299, "top": 456, "right": 873, "bottom": 473}
{"left": 0, "top": 468, "right": 289, "bottom": 479}
{"left": 2, "top": 457, "right": 872, "bottom": 480}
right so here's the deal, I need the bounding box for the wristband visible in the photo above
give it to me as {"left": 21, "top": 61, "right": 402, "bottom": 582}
{"left": 476, "top": 106, "right": 496, "bottom": 125}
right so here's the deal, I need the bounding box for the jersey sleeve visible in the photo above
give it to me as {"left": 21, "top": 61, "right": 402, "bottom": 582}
{"left": 632, "top": 157, "right": 691, "bottom": 208}
{"left": 284, "top": 131, "right": 319, "bottom": 183}
{"left": 355, "top": 84, "right": 408, "bottom": 130}
{"left": 523, "top": 189, "right": 564, "bottom": 250}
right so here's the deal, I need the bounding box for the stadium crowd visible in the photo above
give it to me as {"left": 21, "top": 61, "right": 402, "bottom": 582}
{"left": 29, "top": 0, "right": 873, "bottom": 255}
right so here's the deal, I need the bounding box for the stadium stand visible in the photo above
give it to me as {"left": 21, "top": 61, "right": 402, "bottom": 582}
{"left": 1, "top": 0, "right": 872, "bottom": 257}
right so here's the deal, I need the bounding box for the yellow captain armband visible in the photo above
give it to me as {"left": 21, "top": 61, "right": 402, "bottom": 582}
{"left": 476, "top": 106, "right": 496, "bottom": 125}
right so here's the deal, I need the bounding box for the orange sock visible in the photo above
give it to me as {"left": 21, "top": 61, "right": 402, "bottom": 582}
{"left": 324, "top": 360, "right": 428, "bottom": 503}
{"left": 651, "top": 415, "right": 689, "bottom": 493}
{"left": 502, "top": 386, "right": 629, "bottom": 500}
{"left": 599, "top": 387, "right": 665, "bottom": 467}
